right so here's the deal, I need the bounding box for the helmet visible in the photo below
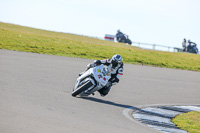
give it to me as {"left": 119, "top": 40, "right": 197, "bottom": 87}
{"left": 188, "top": 40, "right": 191, "bottom": 43}
{"left": 111, "top": 54, "right": 123, "bottom": 68}
{"left": 117, "top": 29, "right": 120, "bottom": 33}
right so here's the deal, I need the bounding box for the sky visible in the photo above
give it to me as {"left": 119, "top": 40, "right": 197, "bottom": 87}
{"left": 0, "top": 0, "right": 200, "bottom": 51}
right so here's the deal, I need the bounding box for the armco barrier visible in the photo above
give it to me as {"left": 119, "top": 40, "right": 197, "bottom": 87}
{"left": 83, "top": 34, "right": 184, "bottom": 53}
{"left": 131, "top": 41, "right": 183, "bottom": 52}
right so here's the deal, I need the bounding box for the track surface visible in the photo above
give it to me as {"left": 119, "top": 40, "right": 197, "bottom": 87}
{"left": 0, "top": 50, "right": 200, "bottom": 133}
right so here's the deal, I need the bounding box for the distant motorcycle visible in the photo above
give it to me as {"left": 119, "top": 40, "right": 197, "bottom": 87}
{"left": 72, "top": 64, "right": 111, "bottom": 97}
{"left": 183, "top": 43, "right": 199, "bottom": 54}
{"left": 116, "top": 34, "right": 132, "bottom": 45}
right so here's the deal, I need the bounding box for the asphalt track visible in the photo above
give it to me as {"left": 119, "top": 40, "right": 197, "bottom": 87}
{"left": 0, "top": 49, "right": 200, "bottom": 133}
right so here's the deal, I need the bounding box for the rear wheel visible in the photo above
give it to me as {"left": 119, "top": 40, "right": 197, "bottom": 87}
{"left": 71, "top": 81, "right": 93, "bottom": 97}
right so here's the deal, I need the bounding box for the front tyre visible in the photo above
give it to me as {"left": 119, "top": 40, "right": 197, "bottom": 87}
{"left": 126, "top": 39, "right": 132, "bottom": 45}
{"left": 71, "top": 81, "right": 93, "bottom": 97}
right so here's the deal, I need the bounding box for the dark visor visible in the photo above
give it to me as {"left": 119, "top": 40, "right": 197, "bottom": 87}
{"left": 112, "top": 60, "right": 118, "bottom": 68}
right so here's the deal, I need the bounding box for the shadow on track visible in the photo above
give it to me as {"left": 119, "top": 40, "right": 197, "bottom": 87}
{"left": 80, "top": 97, "right": 137, "bottom": 109}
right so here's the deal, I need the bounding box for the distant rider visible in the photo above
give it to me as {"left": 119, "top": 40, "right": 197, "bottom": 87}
{"left": 80, "top": 54, "right": 124, "bottom": 96}
{"left": 182, "top": 38, "right": 187, "bottom": 52}
{"left": 116, "top": 30, "right": 125, "bottom": 42}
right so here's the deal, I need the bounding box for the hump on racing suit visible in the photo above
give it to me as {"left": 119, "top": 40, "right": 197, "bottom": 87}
{"left": 93, "top": 59, "right": 123, "bottom": 85}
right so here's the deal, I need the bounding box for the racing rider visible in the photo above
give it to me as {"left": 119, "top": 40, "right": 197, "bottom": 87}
{"left": 116, "top": 29, "right": 124, "bottom": 42}
{"left": 81, "top": 54, "right": 124, "bottom": 97}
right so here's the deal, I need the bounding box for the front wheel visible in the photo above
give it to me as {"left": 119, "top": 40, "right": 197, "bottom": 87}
{"left": 71, "top": 81, "right": 93, "bottom": 97}
{"left": 126, "top": 39, "right": 132, "bottom": 45}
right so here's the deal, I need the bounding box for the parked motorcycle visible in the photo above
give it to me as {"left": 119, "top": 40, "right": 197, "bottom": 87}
{"left": 116, "top": 34, "right": 132, "bottom": 45}
{"left": 187, "top": 44, "right": 199, "bottom": 54}
{"left": 183, "top": 43, "right": 199, "bottom": 54}
{"left": 72, "top": 64, "right": 111, "bottom": 97}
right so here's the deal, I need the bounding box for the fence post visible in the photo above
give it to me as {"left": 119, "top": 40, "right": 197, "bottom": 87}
{"left": 153, "top": 44, "right": 156, "bottom": 50}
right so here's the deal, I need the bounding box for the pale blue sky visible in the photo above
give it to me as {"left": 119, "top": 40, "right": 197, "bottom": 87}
{"left": 1, "top": 0, "right": 200, "bottom": 50}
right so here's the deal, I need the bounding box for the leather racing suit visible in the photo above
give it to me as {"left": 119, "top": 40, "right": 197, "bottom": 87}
{"left": 89, "top": 59, "right": 124, "bottom": 96}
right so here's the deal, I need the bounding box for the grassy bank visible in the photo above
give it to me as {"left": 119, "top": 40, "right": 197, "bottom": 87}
{"left": 172, "top": 111, "right": 200, "bottom": 133}
{"left": 0, "top": 22, "right": 200, "bottom": 71}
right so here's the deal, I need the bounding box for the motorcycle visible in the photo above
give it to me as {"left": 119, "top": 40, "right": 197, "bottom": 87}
{"left": 72, "top": 64, "right": 111, "bottom": 97}
{"left": 183, "top": 43, "right": 199, "bottom": 54}
{"left": 116, "top": 34, "right": 132, "bottom": 45}
{"left": 188, "top": 44, "right": 199, "bottom": 54}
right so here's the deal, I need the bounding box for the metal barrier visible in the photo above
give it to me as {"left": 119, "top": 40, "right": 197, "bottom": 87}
{"left": 131, "top": 41, "right": 183, "bottom": 52}
{"left": 83, "top": 34, "right": 184, "bottom": 53}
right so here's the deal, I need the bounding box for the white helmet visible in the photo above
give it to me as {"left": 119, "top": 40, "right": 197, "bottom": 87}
{"left": 111, "top": 54, "right": 123, "bottom": 68}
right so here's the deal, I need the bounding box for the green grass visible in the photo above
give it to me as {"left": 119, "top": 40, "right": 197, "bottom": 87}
{"left": 1, "top": 22, "right": 200, "bottom": 71}
{"left": 172, "top": 111, "right": 200, "bottom": 133}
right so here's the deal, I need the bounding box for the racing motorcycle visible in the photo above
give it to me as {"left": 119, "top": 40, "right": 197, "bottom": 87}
{"left": 187, "top": 44, "right": 199, "bottom": 54}
{"left": 72, "top": 64, "right": 111, "bottom": 97}
{"left": 183, "top": 43, "right": 199, "bottom": 54}
{"left": 116, "top": 34, "right": 132, "bottom": 45}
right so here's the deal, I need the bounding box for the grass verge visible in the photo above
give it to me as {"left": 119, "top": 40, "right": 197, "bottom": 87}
{"left": 0, "top": 22, "right": 200, "bottom": 71}
{"left": 172, "top": 111, "right": 200, "bottom": 133}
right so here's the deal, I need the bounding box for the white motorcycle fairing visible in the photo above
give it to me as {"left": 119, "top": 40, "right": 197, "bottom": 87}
{"left": 72, "top": 65, "right": 111, "bottom": 97}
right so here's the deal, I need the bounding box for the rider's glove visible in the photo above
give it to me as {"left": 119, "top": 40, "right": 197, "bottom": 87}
{"left": 87, "top": 63, "right": 96, "bottom": 69}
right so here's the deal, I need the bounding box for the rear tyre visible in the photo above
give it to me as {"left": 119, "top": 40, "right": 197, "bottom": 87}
{"left": 71, "top": 81, "right": 93, "bottom": 97}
